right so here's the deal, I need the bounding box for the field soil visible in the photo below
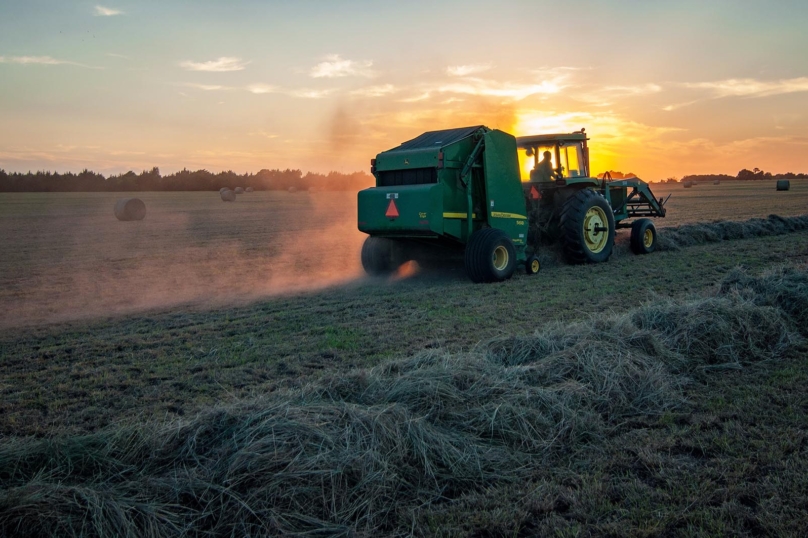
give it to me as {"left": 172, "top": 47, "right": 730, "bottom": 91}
{"left": 1, "top": 180, "right": 808, "bottom": 536}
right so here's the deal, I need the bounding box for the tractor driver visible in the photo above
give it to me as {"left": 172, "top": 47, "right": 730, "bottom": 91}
{"left": 530, "top": 150, "right": 555, "bottom": 182}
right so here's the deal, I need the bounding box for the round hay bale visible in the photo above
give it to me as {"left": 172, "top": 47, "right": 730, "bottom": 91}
{"left": 113, "top": 198, "right": 146, "bottom": 221}
{"left": 713, "top": 180, "right": 720, "bottom": 185}
{"left": 245, "top": 187, "right": 254, "bottom": 193}
{"left": 776, "top": 180, "right": 790, "bottom": 191}
{"left": 220, "top": 189, "right": 236, "bottom": 202}
{"left": 683, "top": 181, "right": 693, "bottom": 188}
{"left": 234, "top": 187, "right": 245, "bottom": 194}
{"left": 219, "top": 187, "right": 230, "bottom": 193}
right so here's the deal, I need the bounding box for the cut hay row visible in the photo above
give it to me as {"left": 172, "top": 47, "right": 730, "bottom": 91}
{"left": 0, "top": 266, "right": 806, "bottom": 537}
{"left": 656, "top": 213, "right": 808, "bottom": 251}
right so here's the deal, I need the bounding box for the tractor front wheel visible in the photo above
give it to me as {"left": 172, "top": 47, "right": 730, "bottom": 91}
{"left": 361, "top": 236, "right": 399, "bottom": 276}
{"left": 559, "top": 189, "right": 615, "bottom": 264}
{"left": 525, "top": 255, "right": 541, "bottom": 275}
{"left": 630, "top": 218, "right": 657, "bottom": 254}
{"left": 465, "top": 228, "right": 517, "bottom": 283}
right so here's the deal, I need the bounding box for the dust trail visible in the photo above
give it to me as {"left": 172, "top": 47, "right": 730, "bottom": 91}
{"left": 0, "top": 191, "right": 366, "bottom": 329}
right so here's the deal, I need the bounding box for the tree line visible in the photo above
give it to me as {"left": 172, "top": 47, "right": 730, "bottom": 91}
{"left": 598, "top": 168, "right": 807, "bottom": 184}
{"left": 674, "top": 168, "right": 808, "bottom": 184}
{"left": 0, "top": 167, "right": 375, "bottom": 192}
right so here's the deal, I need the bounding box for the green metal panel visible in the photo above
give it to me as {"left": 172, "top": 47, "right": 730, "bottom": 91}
{"left": 375, "top": 148, "right": 439, "bottom": 171}
{"left": 607, "top": 184, "right": 628, "bottom": 222}
{"left": 481, "top": 130, "right": 529, "bottom": 250}
{"left": 357, "top": 184, "right": 443, "bottom": 236}
{"left": 562, "top": 177, "right": 600, "bottom": 187}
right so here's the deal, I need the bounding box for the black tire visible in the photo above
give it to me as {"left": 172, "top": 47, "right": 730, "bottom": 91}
{"left": 630, "top": 218, "right": 657, "bottom": 254}
{"left": 464, "top": 228, "right": 517, "bottom": 283}
{"left": 559, "top": 189, "right": 615, "bottom": 264}
{"left": 361, "top": 236, "right": 398, "bottom": 275}
{"left": 525, "top": 255, "right": 541, "bottom": 275}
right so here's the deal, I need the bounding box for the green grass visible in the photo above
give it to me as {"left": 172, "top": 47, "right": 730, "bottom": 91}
{"left": 1, "top": 263, "right": 807, "bottom": 536}
{"left": 2, "top": 187, "right": 808, "bottom": 535}
{"left": 2, "top": 227, "right": 808, "bottom": 437}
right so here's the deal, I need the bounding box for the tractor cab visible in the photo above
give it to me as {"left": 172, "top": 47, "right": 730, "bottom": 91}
{"left": 515, "top": 130, "right": 590, "bottom": 183}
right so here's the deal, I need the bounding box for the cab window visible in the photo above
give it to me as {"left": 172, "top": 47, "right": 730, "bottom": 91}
{"left": 559, "top": 142, "right": 585, "bottom": 178}
{"left": 518, "top": 144, "right": 557, "bottom": 182}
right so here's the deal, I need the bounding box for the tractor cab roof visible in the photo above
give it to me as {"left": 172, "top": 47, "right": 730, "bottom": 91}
{"left": 384, "top": 125, "right": 486, "bottom": 153}
{"left": 515, "top": 131, "right": 588, "bottom": 147}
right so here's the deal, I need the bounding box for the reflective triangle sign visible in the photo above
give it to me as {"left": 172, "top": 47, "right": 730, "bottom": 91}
{"left": 529, "top": 185, "right": 540, "bottom": 200}
{"left": 385, "top": 199, "right": 399, "bottom": 218}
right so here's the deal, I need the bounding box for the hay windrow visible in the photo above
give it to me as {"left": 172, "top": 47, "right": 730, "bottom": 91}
{"left": 656, "top": 214, "right": 808, "bottom": 251}
{"left": 717, "top": 264, "right": 808, "bottom": 334}
{"left": 0, "top": 266, "right": 805, "bottom": 536}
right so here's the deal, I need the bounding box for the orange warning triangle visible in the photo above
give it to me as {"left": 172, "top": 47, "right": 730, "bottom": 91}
{"left": 530, "top": 185, "right": 540, "bottom": 200}
{"left": 385, "top": 199, "right": 399, "bottom": 218}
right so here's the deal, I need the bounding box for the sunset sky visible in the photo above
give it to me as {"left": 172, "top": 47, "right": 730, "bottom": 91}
{"left": 2, "top": 0, "right": 808, "bottom": 180}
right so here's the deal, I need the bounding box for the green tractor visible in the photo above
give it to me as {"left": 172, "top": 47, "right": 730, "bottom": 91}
{"left": 357, "top": 125, "right": 666, "bottom": 282}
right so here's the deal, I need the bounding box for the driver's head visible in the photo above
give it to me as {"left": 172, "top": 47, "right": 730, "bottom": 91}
{"left": 543, "top": 151, "right": 552, "bottom": 161}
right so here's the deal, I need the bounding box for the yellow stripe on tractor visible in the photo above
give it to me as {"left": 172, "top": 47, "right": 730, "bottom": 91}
{"left": 443, "top": 212, "right": 477, "bottom": 219}
{"left": 490, "top": 211, "right": 527, "bottom": 219}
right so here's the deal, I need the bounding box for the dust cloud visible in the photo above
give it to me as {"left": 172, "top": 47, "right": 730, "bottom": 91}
{"left": 0, "top": 191, "right": 368, "bottom": 329}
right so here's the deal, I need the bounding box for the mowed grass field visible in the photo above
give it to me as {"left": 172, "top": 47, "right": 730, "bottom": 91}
{"left": 0, "top": 190, "right": 365, "bottom": 328}
{"left": 1, "top": 180, "right": 808, "bottom": 536}
{"left": 1, "top": 180, "right": 807, "bottom": 329}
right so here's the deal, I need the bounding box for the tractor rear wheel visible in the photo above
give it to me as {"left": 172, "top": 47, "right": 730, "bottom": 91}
{"left": 630, "top": 218, "right": 657, "bottom": 254}
{"left": 361, "top": 236, "right": 399, "bottom": 275}
{"left": 465, "top": 228, "right": 517, "bottom": 283}
{"left": 559, "top": 189, "right": 615, "bottom": 264}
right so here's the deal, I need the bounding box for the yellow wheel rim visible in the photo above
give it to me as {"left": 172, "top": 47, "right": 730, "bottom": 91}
{"left": 530, "top": 259, "right": 540, "bottom": 273}
{"left": 493, "top": 245, "right": 509, "bottom": 271}
{"left": 583, "top": 206, "right": 609, "bottom": 253}
{"left": 643, "top": 228, "right": 654, "bottom": 248}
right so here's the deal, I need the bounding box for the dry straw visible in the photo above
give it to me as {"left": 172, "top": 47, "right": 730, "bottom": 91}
{"left": 113, "top": 198, "right": 146, "bottom": 221}
{"left": 1, "top": 263, "right": 805, "bottom": 536}
{"left": 656, "top": 214, "right": 808, "bottom": 251}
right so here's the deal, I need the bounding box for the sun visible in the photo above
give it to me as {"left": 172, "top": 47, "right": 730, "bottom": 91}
{"left": 511, "top": 110, "right": 619, "bottom": 177}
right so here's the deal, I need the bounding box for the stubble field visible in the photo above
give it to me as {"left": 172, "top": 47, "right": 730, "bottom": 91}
{"left": 2, "top": 180, "right": 807, "bottom": 329}
{"left": 1, "top": 180, "right": 808, "bottom": 536}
